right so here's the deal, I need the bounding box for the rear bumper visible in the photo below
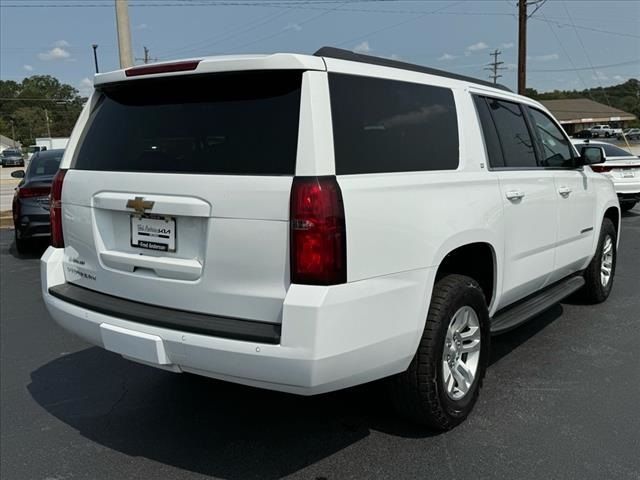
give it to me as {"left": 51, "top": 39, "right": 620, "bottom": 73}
{"left": 15, "top": 214, "right": 50, "bottom": 239}
{"left": 42, "top": 247, "right": 432, "bottom": 395}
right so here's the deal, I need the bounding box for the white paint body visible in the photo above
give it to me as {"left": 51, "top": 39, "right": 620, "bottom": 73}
{"left": 42, "top": 53, "right": 619, "bottom": 394}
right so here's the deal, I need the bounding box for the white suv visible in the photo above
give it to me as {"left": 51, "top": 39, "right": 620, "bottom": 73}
{"left": 41, "top": 48, "right": 620, "bottom": 430}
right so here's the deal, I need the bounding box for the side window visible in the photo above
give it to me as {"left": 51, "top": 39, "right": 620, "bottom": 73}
{"left": 485, "top": 98, "right": 538, "bottom": 168}
{"left": 328, "top": 73, "right": 459, "bottom": 174}
{"left": 473, "top": 95, "right": 505, "bottom": 168}
{"left": 527, "top": 108, "right": 574, "bottom": 168}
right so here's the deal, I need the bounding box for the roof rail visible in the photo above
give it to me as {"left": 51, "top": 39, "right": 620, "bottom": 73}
{"left": 313, "top": 46, "right": 513, "bottom": 93}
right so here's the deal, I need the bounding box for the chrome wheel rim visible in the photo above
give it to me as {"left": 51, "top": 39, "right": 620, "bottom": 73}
{"left": 442, "top": 306, "right": 481, "bottom": 400}
{"left": 600, "top": 235, "right": 613, "bottom": 287}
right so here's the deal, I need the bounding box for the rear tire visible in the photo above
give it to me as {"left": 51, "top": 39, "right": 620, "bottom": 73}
{"left": 621, "top": 201, "right": 636, "bottom": 212}
{"left": 14, "top": 231, "right": 31, "bottom": 254}
{"left": 581, "top": 218, "right": 617, "bottom": 303}
{"left": 389, "top": 274, "right": 490, "bottom": 430}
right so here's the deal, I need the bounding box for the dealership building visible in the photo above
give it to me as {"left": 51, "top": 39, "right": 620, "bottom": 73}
{"left": 540, "top": 98, "right": 637, "bottom": 135}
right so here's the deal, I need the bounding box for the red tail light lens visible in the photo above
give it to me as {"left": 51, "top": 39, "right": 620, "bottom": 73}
{"left": 290, "top": 176, "right": 346, "bottom": 285}
{"left": 50, "top": 169, "right": 67, "bottom": 248}
{"left": 125, "top": 60, "right": 200, "bottom": 77}
{"left": 590, "top": 165, "right": 612, "bottom": 173}
{"left": 18, "top": 186, "right": 51, "bottom": 198}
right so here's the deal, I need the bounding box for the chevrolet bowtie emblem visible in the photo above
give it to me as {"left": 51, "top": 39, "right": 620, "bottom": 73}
{"left": 126, "top": 196, "right": 154, "bottom": 214}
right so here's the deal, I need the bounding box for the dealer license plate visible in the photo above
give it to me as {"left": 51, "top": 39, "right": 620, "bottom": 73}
{"left": 130, "top": 214, "right": 176, "bottom": 252}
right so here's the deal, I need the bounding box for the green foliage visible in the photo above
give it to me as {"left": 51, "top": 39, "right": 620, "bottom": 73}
{"left": 528, "top": 79, "right": 640, "bottom": 123}
{"left": 0, "top": 75, "right": 86, "bottom": 148}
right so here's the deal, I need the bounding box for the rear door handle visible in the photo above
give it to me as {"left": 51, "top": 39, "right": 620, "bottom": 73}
{"left": 558, "top": 186, "right": 572, "bottom": 197}
{"left": 505, "top": 190, "right": 525, "bottom": 201}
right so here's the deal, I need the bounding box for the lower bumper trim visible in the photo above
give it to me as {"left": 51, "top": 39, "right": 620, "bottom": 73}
{"left": 48, "top": 283, "right": 281, "bottom": 344}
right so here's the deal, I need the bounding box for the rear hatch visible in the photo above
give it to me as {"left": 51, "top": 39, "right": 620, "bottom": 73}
{"left": 61, "top": 70, "right": 303, "bottom": 324}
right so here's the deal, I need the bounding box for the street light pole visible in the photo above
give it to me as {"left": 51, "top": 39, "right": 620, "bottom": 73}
{"left": 115, "top": 0, "right": 133, "bottom": 68}
{"left": 92, "top": 44, "right": 99, "bottom": 73}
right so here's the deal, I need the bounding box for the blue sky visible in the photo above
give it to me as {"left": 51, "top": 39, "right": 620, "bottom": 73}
{"left": 1, "top": 0, "right": 638, "bottom": 96}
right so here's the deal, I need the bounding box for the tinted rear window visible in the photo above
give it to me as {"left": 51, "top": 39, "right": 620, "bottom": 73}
{"left": 329, "top": 73, "right": 459, "bottom": 174}
{"left": 73, "top": 71, "right": 302, "bottom": 175}
{"left": 27, "top": 150, "right": 63, "bottom": 177}
{"left": 601, "top": 143, "right": 636, "bottom": 158}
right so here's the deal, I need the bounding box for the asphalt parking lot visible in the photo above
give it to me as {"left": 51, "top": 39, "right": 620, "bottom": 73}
{"left": 1, "top": 209, "right": 639, "bottom": 480}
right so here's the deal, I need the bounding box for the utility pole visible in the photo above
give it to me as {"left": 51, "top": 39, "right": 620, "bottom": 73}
{"left": 518, "top": 0, "right": 547, "bottom": 95}
{"left": 92, "top": 44, "right": 99, "bottom": 73}
{"left": 44, "top": 109, "right": 52, "bottom": 138}
{"left": 518, "top": 0, "right": 527, "bottom": 95}
{"left": 11, "top": 120, "right": 16, "bottom": 147}
{"left": 115, "top": 0, "right": 133, "bottom": 68}
{"left": 485, "top": 49, "right": 506, "bottom": 84}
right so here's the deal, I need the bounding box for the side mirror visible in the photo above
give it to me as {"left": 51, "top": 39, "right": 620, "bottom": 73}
{"left": 580, "top": 146, "right": 604, "bottom": 165}
{"left": 10, "top": 170, "right": 25, "bottom": 179}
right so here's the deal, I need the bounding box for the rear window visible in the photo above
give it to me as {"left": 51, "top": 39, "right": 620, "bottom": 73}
{"left": 73, "top": 71, "right": 302, "bottom": 175}
{"left": 329, "top": 73, "right": 459, "bottom": 175}
{"left": 27, "top": 150, "right": 63, "bottom": 177}
{"left": 601, "top": 143, "right": 636, "bottom": 158}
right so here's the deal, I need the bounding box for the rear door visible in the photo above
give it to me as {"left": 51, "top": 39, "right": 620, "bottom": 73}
{"left": 526, "top": 107, "right": 596, "bottom": 280}
{"left": 61, "top": 70, "right": 304, "bottom": 324}
{"left": 474, "top": 96, "right": 558, "bottom": 309}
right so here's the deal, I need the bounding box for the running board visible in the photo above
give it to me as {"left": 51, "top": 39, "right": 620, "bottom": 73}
{"left": 490, "top": 276, "right": 585, "bottom": 335}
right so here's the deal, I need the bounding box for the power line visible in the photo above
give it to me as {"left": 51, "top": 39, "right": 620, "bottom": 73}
{"left": 335, "top": 1, "right": 465, "bottom": 49}
{"left": 529, "top": 59, "right": 640, "bottom": 73}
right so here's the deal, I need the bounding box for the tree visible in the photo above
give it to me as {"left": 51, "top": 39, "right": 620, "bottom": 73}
{"left": 528, "top": 79, "right": 640, "bottom": 125}
{"left": 0, "top": 75, "right": 86, "bottom": 148}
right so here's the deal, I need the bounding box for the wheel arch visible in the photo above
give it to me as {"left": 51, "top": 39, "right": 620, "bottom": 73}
{"left": 434, "top": 241, "right": 498, "bottom": 312}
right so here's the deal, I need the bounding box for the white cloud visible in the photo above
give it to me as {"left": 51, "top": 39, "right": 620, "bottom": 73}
{"left": 529, "top": 53, "right": 559, "bottom": 62}
{"left": 23, "top": 64, "right": 34, "bottom": 72}
{"left": 466, "top": 41, "right": 488, "bottom": 52}
{"left": 591, "top": 70, "right": 608, "bottom": 81}
{"left": 613, "top": 75, "right": 625, "bottom": 82}
{"left": 438, "top": 53, "right": 457, "bottom": 61}
{"left": 77, "top": 77, "right": 94, "bottom": 97}
{"left": 134, "top": 23, "right": 149, "bottom": 30}
{"left": 283, "top": 23, "right": 302, "bottom": 32}
{"left": 353, "top": 41, "right": 371, "bottom": 54}
{"left": 38, "top": 47, "right": 71, "bottom": 61}
{"left": 501, "top": 42, "right": 514, "bottom": 49}
{"left": 53, "top": 40, "right": 70, "bottom": 48}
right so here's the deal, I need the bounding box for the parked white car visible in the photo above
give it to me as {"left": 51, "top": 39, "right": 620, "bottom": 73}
{"left": 572, "top": 139, "right": 640, "bottom": 211}
{"left": 41, "top": 48, "right": 620, "bottom": 430}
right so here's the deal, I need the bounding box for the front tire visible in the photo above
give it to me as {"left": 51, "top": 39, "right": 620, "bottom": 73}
{"left": 581, "top": 218, "right": 617, "bottom": 303}
{"left": 390, "top": 274, "right": 490, "bottom": 430}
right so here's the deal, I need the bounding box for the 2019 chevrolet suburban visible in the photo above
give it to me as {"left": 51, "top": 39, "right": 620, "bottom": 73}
{"left": 41, "top": 48, "right": 620, "bottom": 430}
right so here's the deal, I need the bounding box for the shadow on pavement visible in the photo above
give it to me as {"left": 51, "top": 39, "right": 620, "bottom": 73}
{"left": 6, "top": 235, "right": 49, "bottom": 260}
{"left": 28, "top": 347, "right": 438, "bottom": 479}
{"left": 28, "top": 305, "right": 563, "bottom": 478}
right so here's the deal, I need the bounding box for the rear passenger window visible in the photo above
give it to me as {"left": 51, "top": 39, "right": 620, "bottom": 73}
{"left": 482, "top": 97, "right": 538, "bottom": 169}
{"left": 473, "top": 96, "right": 505, "bottom": 168}
{"left": 329, "top": 73, "right": 459, "bottom": 174}
{"left": 527, "top": 108, "right": 574, "bottom": 168}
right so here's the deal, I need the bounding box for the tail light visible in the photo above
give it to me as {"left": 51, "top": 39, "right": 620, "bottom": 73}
{"left": 50, "top": 169, "right": 67, "bottom": 248}
{"left": 590, "top": 165, "right": 612, "bottom": 173}
{"left": 290, "top": 176, "right": 346, "bottom": 285}
{"left": 18, "top": 186, "right": 51, "bottom": 199}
